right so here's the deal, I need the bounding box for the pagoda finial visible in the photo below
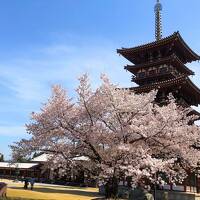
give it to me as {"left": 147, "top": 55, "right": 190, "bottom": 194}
{"left": 154, "top": 0, "right": 162, "bottom": 41}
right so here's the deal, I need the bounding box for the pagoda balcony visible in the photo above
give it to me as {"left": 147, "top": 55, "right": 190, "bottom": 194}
{"left": 132, "top": 68, "right": 180, "bottom": 84}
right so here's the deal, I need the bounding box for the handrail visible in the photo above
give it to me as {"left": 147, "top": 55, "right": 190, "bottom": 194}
{"left": 133, "top": 68, "right": 180, "bottom": 81}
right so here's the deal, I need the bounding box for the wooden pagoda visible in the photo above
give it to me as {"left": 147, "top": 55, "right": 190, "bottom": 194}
{"left": 117, "top": 0, "right": 200, "bottom": 193}
{"left": 117, "top": 2, "right": 200, "bottom": 112}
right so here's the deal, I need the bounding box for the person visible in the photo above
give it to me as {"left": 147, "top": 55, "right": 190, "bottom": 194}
{"left": 24, "top": 178, "right": 29, "bottom": 190}
{"left": 0, "top": 182, "right": 7, "bottom": 198}
{"left": 129, "top": 182, "right": 154, "bottom": 200}
{"left": 29, "top": 177, "right": 35, "bottom": 190}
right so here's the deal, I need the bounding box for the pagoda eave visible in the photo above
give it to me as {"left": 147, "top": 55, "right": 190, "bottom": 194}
{"left": 124, "top": 54, "right": 194, "bottom": 76}
{"left": 117, "top": 32, "right": 200, "bottom": 64}
{"left": 128, "top": 75, "right": 186, "bottom": 92}
{"left": 128, "top": 76, "right": 200, "bottom": 106}
{"left": 189, "top": 109, "right": 200, "bottom": 120}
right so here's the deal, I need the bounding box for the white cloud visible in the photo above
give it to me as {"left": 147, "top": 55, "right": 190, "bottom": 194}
{"left": 0, "top": 126, "right": 26, "bottom": 136}
{"left": 0, "top": 40, "right": 132, "bottom": 104}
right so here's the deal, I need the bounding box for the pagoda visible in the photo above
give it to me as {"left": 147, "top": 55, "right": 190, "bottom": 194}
{"left": 117, "top": 0, "right": 200, "bottom": 112}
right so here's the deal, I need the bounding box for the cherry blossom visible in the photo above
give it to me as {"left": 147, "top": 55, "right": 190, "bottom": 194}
{"left": 11, "top": 74, "right": 200, "bottom": 186}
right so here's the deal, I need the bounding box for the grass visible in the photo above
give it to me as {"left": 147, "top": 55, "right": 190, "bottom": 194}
{"left": 0, "top": 179, "right": 102, "bottom": 200}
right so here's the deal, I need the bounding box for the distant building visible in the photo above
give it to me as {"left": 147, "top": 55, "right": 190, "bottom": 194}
{"left": 0, "top": 154, "right": 52, "bottom": 180}
{"left": 0, "top": 153, "right": 93, "bottom": 186}
{"left": 0, "top": 162, "right": 41, "bottom": 179}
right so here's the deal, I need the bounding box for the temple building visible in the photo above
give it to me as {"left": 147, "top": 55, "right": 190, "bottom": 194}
{"left": 117, "top": 0, "right": 200, "bottom": 193}
{"left": 117, "top": 1, "right": 200, "bottom": 114}
{"left": 0, "top": 154, "right": 92, "bottom": 186}
{"left": 117, "top": 32, "right": 200, "bottom": 111}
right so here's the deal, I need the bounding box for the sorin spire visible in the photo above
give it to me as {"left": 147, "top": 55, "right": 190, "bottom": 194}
{"left": 154, "top": 0, "right": 162, "bottom": 41}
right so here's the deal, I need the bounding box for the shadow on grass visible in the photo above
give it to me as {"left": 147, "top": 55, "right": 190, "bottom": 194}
{"left": 91, "top": 198, "right": 105, "bottom": 200}
{"left": 9, "top": 186, "right": 101, "bottom": 198}
{"left": 0, "top": 198, "right": 54, "bottom": 200}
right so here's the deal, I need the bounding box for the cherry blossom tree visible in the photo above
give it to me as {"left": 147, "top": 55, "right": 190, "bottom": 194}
{"left": 11, "top": 74, "right": 200, "bottom": 197}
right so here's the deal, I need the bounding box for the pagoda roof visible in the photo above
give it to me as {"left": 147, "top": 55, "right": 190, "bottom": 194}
{"left": 117, "top": 32, "right": 200, "bottom": 64}
{"left": 125, "top": 54, "right": 194, "bottom": 75}
{"left": 128, "top": 75, "right": 200, "bottom": 106}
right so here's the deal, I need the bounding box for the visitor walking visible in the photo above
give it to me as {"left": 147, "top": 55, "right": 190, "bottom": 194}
{"left": 128, "top": 182, "right": 154, "bottom": 200}
{"left": 24, "top": 178, "right": 29, "bottom": 190}
{"left": 30, "top": 177, "right": 35, "bottom": 190}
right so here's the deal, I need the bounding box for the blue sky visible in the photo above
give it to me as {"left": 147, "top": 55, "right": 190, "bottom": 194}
{"left": 1, "top": 0, "right": 200, "bottom": 159}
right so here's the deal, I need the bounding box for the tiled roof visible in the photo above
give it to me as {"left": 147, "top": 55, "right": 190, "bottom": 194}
{"left": 31, "top": 153, "right": 89, "bottom": 162}
{"left": 0, "top": 162, "right": 39, "bottom": 169}
{"left": 31, "top": 153, "right": 51, "bottom": 162}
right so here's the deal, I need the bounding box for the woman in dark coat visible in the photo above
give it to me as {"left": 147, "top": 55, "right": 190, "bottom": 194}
{"left": 24, "top": 178, "right": 29, "bottom": 189}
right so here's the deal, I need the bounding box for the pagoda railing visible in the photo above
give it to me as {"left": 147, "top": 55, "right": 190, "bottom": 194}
{"left": 133, "top": 68, "right": 180, "bottom": 82}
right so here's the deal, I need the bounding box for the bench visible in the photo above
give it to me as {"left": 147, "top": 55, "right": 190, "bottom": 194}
{"left": 0, "top": 182, "right": 7, "bottom": 197}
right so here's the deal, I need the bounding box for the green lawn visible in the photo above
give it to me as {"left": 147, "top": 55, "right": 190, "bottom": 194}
{"left": 0, "top": 179, "right": 102, "bottom": 200}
